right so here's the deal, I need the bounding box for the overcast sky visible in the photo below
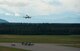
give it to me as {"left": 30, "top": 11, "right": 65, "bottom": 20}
{"left": 0, "top": 0, "right": 80, "bottom": 23}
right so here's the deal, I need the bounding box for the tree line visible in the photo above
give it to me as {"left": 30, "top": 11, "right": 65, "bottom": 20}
{"left": 0, "top": 23, "right": 80, "bottom": 35}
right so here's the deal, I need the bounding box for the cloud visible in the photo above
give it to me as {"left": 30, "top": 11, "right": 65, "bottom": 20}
{"left": 5, "top": 13, "right": 12, "bottom": 16}
{"left": 14, "top": 13, "right": 20, "bottom": 16}
{"left": 59, "top": 0, "right": 80, "bottom": 12}
{"left": 0, "top": 0, "right": 80, "bottom": 16}
{"left": 0, "top": 0, "right": 29, "bottom": 6}
{"left": 42, "top": 0, "right": 61, "bottom": 6}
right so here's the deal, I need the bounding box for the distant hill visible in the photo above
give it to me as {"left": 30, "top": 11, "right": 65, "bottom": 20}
{"left": 0, "top": 19, "right": 9, "bottom": 23}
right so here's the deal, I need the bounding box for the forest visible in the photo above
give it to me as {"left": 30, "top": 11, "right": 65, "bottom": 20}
{"left": 0, "top": 23, "right": 80, "bottom": 35}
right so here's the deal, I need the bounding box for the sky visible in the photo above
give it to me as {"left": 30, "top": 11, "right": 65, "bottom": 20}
{"left": 0, "top": 0, "right": 80, "bottom": 23}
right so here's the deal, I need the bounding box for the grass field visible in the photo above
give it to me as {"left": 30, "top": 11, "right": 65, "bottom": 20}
{"left": 0, "top": 35, "right": 80, "bottom": 48}
{"left": 0, "top": 46, "right": 30, "bottom": 51}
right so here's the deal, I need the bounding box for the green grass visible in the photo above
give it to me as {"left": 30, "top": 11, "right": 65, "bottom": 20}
{"left": 0, "top": 35, "right": 80, "bottom": 48}
{"left": 0, "top": 46, "right": 30, "bottom": 51}
{"left": 0, "top": 35, "right": 80, "bottom": 44}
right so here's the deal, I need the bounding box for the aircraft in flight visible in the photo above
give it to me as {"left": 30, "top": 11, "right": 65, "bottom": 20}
{"left": 23, "top": 15, "right": 31, "bottom": 19}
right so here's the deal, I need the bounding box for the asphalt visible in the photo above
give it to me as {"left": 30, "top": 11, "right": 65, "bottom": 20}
{"left": 0, "top": 43, "right": 80, "bottom": 51}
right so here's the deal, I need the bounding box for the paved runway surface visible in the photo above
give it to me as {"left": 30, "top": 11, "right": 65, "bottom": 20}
{"left": 0, "top": 43, "right": 80, "bottom": 51}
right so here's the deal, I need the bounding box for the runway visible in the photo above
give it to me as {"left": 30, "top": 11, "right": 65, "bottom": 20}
{"left": 0, "top": 43, "right": 80, "bottom": 51}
